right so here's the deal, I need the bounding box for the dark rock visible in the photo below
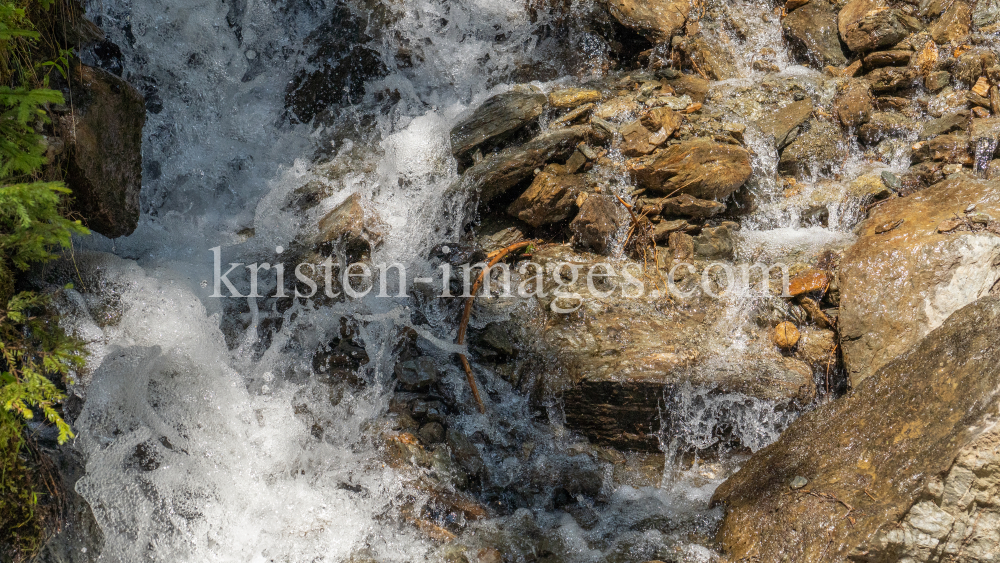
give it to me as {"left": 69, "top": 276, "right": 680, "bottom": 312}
{"left": 570, "top": 194, "right": 627, "bottom": 255}
{"left": 395, "top": 357, "right": 440, "bottom": 388}
{"left": 418, "top": 422, "right": 446, "bottom": 445}
{"left": 778, "top": 121, "right": 847, "bottom": 178}
{"left": 651, "top": 219, "right": 689, "bottom": 242}
{"left": 446, "top": 429, "right": 485, "bottom": 477}
{"left": 450, "top": 90, "right": 548, "bottom": 167}
{"left": 833, "top": 79, "right": 873, "bottom": 129}
{"left": 455, "top": 124, "right": 594, "bottom": 203}
{"left": 63, "top": 64, "right": 144, "bottom": 238}
{"left": 756, "top": 99, "right": 813, "bottom": 149}
{"left": 782, "top": 0, "right": 847, "bottom": 68}
{"left": 925, "top": 70, "right": 951, "bottom": 91}
{"left": 507, "top": 171, "right": 586, "bottom": 227}
{"left": 627, "top": 140, "right": 753, "bottom": 200}
{"left": 713, "top": 295, "right": 1000, "bottom": 562}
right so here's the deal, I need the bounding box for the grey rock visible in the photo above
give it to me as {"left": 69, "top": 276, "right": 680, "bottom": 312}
{"left": 450, "top": 90, "right": 547, "bottom": 166}
{"left": 446, "top": 429, "right": 486, "bottom": 477}
{"left": 395, "top": 357, "right": 439, "bottom": 388}
{"left": 418, "top": 422, "right": 446, "bottom": 445}
{"left": 756, "top": 99, "right": 814, "bottom": 150}
{"left": 918, "top": 110, "right": 969, "bottom": 140}
{"left": 778, "top": 121, "right": 847, "bottom": 178}
{"left": 789, "top": 476, "right": 808, "bottom": 490}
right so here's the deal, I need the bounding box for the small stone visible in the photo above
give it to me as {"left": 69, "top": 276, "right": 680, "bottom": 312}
{"left": 973, "top": 77, "right": 991, "bottom": 97}
{"left": 395, "top": 357, "right": 440, "bottom": 388}
{"left": 881, "top": 171, "right": 902, "bottom": 191}
{"left": 648, "top": 127, "right": 669, "bottom": 146}
{"left": 788, "top": 269, "right": 831, "bottom": 296}
{"left": 925, "top": 71, "right": 952, "bottom": 92}
{"left": 549, "top": 88, "right": 602, "bottom": 108}
{"left": 790, "top": 476, "right": 809, "bottom": 490}
{"left": 966, "top": 204, "right": 977, "bottom": 212}
{"left": 972, "top": 106, "right": 992, "bottom": 118}
{"left": 938, "top": 219, "right": 964, "bottom": 232}
{"left": 774, "top": 322, "right": 801, "bottom": 349}
{"left": 418, "top": 422, "right": 445, "bottom": 445}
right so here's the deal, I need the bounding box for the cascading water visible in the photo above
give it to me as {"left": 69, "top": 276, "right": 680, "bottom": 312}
{"left": 39, "top": 0, "right": 914, "bottom": 560}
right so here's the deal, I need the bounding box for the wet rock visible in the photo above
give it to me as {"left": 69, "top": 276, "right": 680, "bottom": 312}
{"left": 450, "top": 90, "right": 547, "bottom": 168}
{"left": 974, "top": 0, "right": 1000, "bottom": 28}
{"left": 756, "top": 99, "right": 813, "bottom": 150}
{"left": 658, "top": 193, "right": 726, "bottom": 219}
{"left": 773, "top": 322, "right": 800, "bottom": 349}
{"left": 911, "top": 134, "right": 974, "bottom": 165}
{"left": 446, "top": 429, "right": 485, "bottom": 477}
{"left": 395, "top": 357, "right": 440, "bottom": 389}
{"left": 668, "top": 231, "right": 694, "bottom": 260}
{"left": 507, "top": 171, "right": 587, "bottom": 227}
{"left": 866, "top": 66, "right": 915, "bottom": 92}
{"left": 619, "top": 120, "right": 657, "bottom": 157}
{"left": 713, "top": 295, "right": 1000, "bottom": 563}
{"left": 570, "top": 194, "right": 627, "bottom": 254}
{"left": 639, "top": 107, "right": 682, "bottom": 138}
{"left": 838, "top": 0, "right": 885, "bottom": 39}
{"left": 928, "top": 0, "right": 972, "bottom": 43}
{"left": 782, "top": 0, "right": 847, "bottom": 68}
{"left": 419, "top": 422, "right": 446, "bottom": 445}
{"left": 651, "top": 219, "right": 689, "bottom": 242}
{"left": 627, "top": 140, "right": 753, "bottom": 200}
{"left": 682, "top": 35, "right": 740, "bottom": 80}
{"left": 858, "top": 111, "right": 920, "bottom": 144}
{"left": 606, "top": 0, "right": 692, "bottom": 43}
{"left": 839, "top": 177, "right": 1000, "bottom": 386}
{"left": 778, "top": 121, "right": 847, "bottom": 178}
{"left": 316, "top": 193, "right": 386, "bottom": 259}
{"left": 788, "top": 269, "right": 831, "bottom": 297}
{"left": 924, "top": 70, "right": 951, "bottom": 91}
{"left": 842, "top": 7, "right": 921, "bottom": 53}
{"left": 63, "top": 64, "right": 144, "bottom": 238}
{"left": 971, "top": 117, "right": 1000, "bottom": 146}
{"left": 691, "top": 223, "right": 736, "bottom": 259}
{"left": 862, "top": 50, "right": 910, "bottom": 68}
{"left": 549, "top": 87, "right": 602, "bottom": 108}
{"left": 918, "top": 110, "right": 969, "bottom": 140}
{"left": 794, "top": 327, "right": 836, "bottom": 370}
{"left": 455, "top": 124, "right": 594, "bottom": 203}
{"left": 833, "top": 80, "right": 873, "bottom": 129}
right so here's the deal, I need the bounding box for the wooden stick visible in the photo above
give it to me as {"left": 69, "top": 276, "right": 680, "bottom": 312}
{"left": 456, "top": 240, "right": 534, "bottom": 413}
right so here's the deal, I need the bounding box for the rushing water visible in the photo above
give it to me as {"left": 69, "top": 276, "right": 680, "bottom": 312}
{"left": 45, "top": 0, "right": 896, "bottom": 560}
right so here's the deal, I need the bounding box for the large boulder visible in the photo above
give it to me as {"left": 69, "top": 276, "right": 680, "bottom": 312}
{"left": 627, "top": 140, "right": 752, "bottom": 200}
{"left": 838, "top": 177, "right": 1000, "bottom": 386}
{"left": 63, "top": 64, "right": 144, "bottom": 238}
{"left": 605, "top": 0, "right": 692, "bottom": 43}
{"left": 782, "top": 0, "right": 847, "bottom": 68}
{"left": 713, "top": 295, "right": 1000, "bottom": 562}
{"left": 450, "top": 89, "right": 548, "bottom": 168}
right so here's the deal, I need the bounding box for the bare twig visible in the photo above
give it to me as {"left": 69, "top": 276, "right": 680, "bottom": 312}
{"left": 456, "top": 240, "right": 534, "bottom": 413}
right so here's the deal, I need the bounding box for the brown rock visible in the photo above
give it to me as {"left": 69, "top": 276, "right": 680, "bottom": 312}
{"left": 570, "top": 194, "right": 627, "bottom": 254}
{"left": 911, "top": 134, "right": 974, "bottom": 165}
{"left": 619, "top": 120, "right": 657, "bottom": 157}
{"left": 794, "top": 327, "right": 836, "bottom": 370}
{"left": 912, "top": 40, "right": 939, "bottom": 77}
{"left": 862, "top": 49, "right": 911, "bottom": 67}
{"left": 664, "top": 74, "right": 710, "bottom": 104}
{"left": 507, "top": 172, "right": 586, "bottom": 227}
{"left": 651, "top": 219, "right": 689, "bottom": 242}
{"left": 866, "top": 66, "right": 915, "bottom": 92}
{"left": 843, "top": 8, "right": 921, "bottom": 53}
{"left": 777, "top": 121, "right": 847, "bottom": 178}
{"left": 628, "top": 141, "right": 752, "bottom": 200}
{"left": 683, "top": 35, "right": 740, "bottom": 80}
{"left": 64, "top": 64, "right": 145, "bottom": 238}
{"left": 639, "top": 107, "right": 682, "bottom": 137}
{"left": 858, "top": 111, "right": 920, "bottom": 144}
{"left": 973, "top": 76, "right": 991, "bottom": 97}
{"left": 549, "top": 88, "right": 602, "bottom": 108}
{"left": 317, "top": 193, "right": 386, "bottom": 258}
{"left": 606, "top": 0, "right": 692, "bottom": 43}
{"left": 785, "top": 0, "right": 809, "bottom": 12}
{"left": 833, "top": 79, "right": 873, "bottom": 128}
{"left": 787, "top": 269, "right": 830, "bottom": 296}
{"left": 450, "top": 89, "right": 547, "bottom": 165}
{"left": 929, "top": 0, "right": 972, "bottom": 43}
{"left": 773, "top": 322, "right": 800, "bottom": 349}
{"left": 925, "top": 70, "right": 951, "bottom": 91}
{"left": 659, "top": 193, "right": 726, "bottom": 218}
{"left": 782, "top": 0, "right": 848, "bottom": 68}
{"left": 713, "top": 296, "right": 1000, "bottom": 563}
{"left": 594, "top": 95, "right": 642, "bottom": 121}
{"left": 668, "top": 231, "right": 694, "bottom": 260}
{"left": 839, "top": 177, "right": 1000, "bottom": 386}
{"left": 838, "top": 0, "right": 886, "bottom": 39}
{"left": 756, "top": 99, "right": 813, "bottom": 149}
